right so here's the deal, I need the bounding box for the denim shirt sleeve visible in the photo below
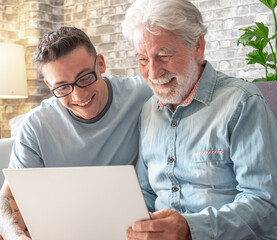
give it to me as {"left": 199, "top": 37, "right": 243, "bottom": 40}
{"left": 183, "top": 93, "right": 277, "bottom": 240}
{"left": 136, "top": 116, "right": 157, "bottom": 213}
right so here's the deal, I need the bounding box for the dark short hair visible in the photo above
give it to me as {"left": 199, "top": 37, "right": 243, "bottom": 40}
{"left": 33, "top": 26, "right": 97, "bottom": 73}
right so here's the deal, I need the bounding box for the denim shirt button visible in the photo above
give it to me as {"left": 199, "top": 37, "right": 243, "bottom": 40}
{"left": 172, "top": 121, "right": 177, "bottom": 127}
{"left": 168, "top": 157, "right": 175, "bottom": 163}
{"left": 172, "top": 186, "right": 179, "bottom": 192}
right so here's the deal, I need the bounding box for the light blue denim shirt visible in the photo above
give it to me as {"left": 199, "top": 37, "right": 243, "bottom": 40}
{"left": 137, "top": 61, "right": 277, "bottom": 239}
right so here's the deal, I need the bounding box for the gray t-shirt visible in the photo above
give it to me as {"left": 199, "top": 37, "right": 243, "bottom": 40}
{"left": 9, "top": 75, "right": 152, "bottom": 168}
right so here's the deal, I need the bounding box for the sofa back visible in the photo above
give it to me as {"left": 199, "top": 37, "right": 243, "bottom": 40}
{"left": 0, "top": 138, "right": 15, "bottom": 187}
{"left": 254, "top": 82, "right": 277, "bottom": 119}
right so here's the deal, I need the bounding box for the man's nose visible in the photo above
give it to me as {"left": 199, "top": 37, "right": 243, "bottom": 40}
{"left": 71, "top": 85, "right": 87, "bottom": 100}
{"left": 148, "top": 60, "right": 164, "bottom": 80}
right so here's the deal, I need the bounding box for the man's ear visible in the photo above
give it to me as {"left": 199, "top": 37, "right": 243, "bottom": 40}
{"left": 195, "top": 35, "right": 205, "bottom": 61}
{"left": 97, "top": 54, "right": 106, "bottom": 74}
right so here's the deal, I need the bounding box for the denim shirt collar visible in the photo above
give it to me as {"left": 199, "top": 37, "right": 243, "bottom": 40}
{"left": 156, "top": 61, "right": 217, "bottom": 110}
{"left": 194, "top": 61, "right": 217, "bottom": 106}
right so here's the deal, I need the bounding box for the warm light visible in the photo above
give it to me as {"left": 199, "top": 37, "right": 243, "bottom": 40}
{"left": 0, "top": 43, "right": 28, "bottom": 99}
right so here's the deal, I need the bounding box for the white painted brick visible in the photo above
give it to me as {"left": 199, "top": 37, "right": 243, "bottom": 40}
{"left": 101, "top": 7, "right": 115, "bottom": 15}
{"left": 206, "top": 40, "right": 220, "bottom": 50}
{"left": 102, "top": 0, "right": 112, "bottom": 7}
{"left": 127, "top": 68, "right": 136, "bottom": 76}
{"left": 101, "top": 16, "right": 110, "bottom": 25}
{"left": 28, "top": 19, "right": 38, "bottom": 27}
{"left": 101, "top": 34, "right": 111, "bottom": 42}
{"left": 239, "top": 0, "right": 256, "bottom": 5}
{"left": 75, "top": 4, "right": 84, "bottom": 13}
{"left": 219, "top": 61, "right": 230, "bottom": 71}
{"left": 234, "top": 15, "right": 255, "bottom": 27}
{"left": 219, "top": 0, "right": 237, "bottom": 7}
{"left": 208, "top": 20, "right": 223, "bottom": 30}
{"left": 27, "top": 36, "right": 39, "bottom": 46}
{"left": 53, "top": 8, "right": 63, "bottom": 15}
{"left": 115, "top": 5, "right": 123, "bottom": 14}
{"left": 196, "top": 0, "right": 221, "bottom": 11}
{"left": 117, "top": 51, "right": 127, "bottom": 58}
{"left": 87, "top": 0, "right": 102, "bottom": 9}
{"left": 213, "top": 8, "right": 237, "bottom": 20}
{"left": 236, "top": 5, "right": 250, "bottom": 15}
{"left": 220, "top": 40, "right": 232, "bottom": 48}
{"left": 4, "top": 106, "right": 13, "bottom": 114}
{"left": 255, "top": 14, "right": 269, "bottom": 23}
{"left": 5, "top": 6, "right": 13, "bottom": 14}
{"left": 201, "top": 11, "right": 214, "bottom": 22}
{"left": 88, "top": 10, "right": 97, "bottom": 18}
{"left": 64, "top": 0, "right": 75, "bottom": 5}
{"left": 127, "top": 50, "right": 135, "bottom": 57}
{"left": 30, "top": 3, "right": 39, "bottom": 11}
{"left": 223, "top": 18, "right": 235, "bottom": 29}
{"left": 249, "top": 3, "right": 270, "bottom": 14}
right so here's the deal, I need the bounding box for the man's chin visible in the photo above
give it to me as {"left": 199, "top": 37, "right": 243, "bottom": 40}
{"left": 153, "top": 90, "right": 175, "bottom": 103}
{"left": 157, "top": 94, "right": 185, "bottom": 105}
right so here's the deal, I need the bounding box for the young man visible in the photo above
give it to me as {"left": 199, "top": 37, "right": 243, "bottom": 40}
{"left": 122, "top": 0, "right": 277, "bottom": 239}
{"left": 0, "top": 27, "right": 152, "bottom": 239}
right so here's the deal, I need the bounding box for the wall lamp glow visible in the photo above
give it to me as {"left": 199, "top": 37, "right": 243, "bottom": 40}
{"left": 0, "top": 43, "right": 28, "bottom": 99}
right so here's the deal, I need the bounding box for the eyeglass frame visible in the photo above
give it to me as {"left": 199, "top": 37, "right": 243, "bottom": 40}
{"left": 51, "top": 57, "right": 98, "bottom": 98}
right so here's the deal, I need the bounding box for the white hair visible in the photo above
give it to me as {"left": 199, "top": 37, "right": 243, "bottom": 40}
{"left": 122, "top": 0, "right": 207, "bottom": 47}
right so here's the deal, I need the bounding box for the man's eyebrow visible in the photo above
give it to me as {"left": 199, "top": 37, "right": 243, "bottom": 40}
{"left": 135, "top": 53, "right": 146, "bottom": 58}
{"left": 52, "top": 68, "right": 91, "bottom": 86}
{"left": 157, "top": 48, "right": 176, "bottom": 54}
{"left": 135, "top": 48, "right": 176, "bottom": 59}
{"left": 75, "top": 68, "right": 91, "bottom": 80}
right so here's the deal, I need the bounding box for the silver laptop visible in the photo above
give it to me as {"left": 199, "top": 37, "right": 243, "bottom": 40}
{"left": 3, "top": 165, "right": 149, "bottom": 240}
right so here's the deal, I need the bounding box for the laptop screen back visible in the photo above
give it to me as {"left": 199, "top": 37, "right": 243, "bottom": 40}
{"left": 3, "top": 165, "right": 149, "bottom": 240}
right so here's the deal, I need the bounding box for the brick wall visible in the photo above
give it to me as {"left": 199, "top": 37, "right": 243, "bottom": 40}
{"left": 192, "top": 0, "right": 273, "bottom": 80}
{"left": 0, "top": 0, "right": 274, "bottom": 138}
{"left": 63, "top": 0, "right": 139, "bottom": 76}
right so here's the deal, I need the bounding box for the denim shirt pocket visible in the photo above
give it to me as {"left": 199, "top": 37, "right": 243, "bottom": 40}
{"left": 192, "top": 149, "right": 225, "bottom": 163}
{"left": 190, "top": 149, "right": 234, "bottom": 186}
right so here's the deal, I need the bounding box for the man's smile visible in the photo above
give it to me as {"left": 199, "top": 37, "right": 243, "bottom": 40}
{"left": 77, "top": 97, "right": 92, "bottom": 107}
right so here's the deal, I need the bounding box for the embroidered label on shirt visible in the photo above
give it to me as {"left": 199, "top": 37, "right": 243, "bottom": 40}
{"left": 192, "top": 150, "right": 225, "bottom": 163}
{"left": 193, "top": 150, "right": 224, "bottom": 155}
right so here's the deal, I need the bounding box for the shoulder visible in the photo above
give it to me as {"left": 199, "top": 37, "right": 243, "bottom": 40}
{"left": 106, "top": 75, "right": 149, "bottom": 90}
{"left": 202, "top": 62, "right": 261, "bottom": 100}
{"left": 215, "top": 72, "right": 263, "bottom": 102}
{"left": 105, "top": 75, "right": 152, "bottom": 100}
{"left": 26, "top": 97, "right": 60, "bottom": 116}
{"left": 21, "top": 97, "right": 66, "bottom": 127}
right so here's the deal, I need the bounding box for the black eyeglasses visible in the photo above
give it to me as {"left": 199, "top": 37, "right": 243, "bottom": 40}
{"left": 51, "top": 57, "right": 98, "bottom": 98}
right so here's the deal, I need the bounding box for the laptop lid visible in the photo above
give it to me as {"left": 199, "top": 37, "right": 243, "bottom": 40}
{"left": 3, "top": 165, "right": 149, "bottom": 240}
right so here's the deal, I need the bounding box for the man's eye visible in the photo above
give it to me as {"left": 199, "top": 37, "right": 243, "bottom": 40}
{"left": 138, "top": 58, "right": 148, "bottom": 65}
{"left": 57, "top": 85, "right": 70, "bottom": 92}
{"left": 160, "top": 55, "right": 170, "bottom": 61}
{"left": 79, "top": 75, "right": 92, "bottom": 83}
{"left": 78, "top": 74, "right": 94, "bottom": 85}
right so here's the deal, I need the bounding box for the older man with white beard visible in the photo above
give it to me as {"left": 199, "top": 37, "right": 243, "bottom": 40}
{"left": 122, "top": 0, "right": 277, "bottom": 239}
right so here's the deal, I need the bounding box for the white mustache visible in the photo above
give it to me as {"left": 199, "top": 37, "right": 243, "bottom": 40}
{"left": 149, "top": 72, "right": 177, "bottom": 85}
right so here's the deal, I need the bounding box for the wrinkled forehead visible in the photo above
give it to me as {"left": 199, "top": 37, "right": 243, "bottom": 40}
{"left": 133, "top": 26, "right": 187, "bottom": 56}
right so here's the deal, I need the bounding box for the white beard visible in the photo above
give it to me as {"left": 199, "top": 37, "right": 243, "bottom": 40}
{"left": 148, "top": 57, "right": 200, "bottom": 105}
